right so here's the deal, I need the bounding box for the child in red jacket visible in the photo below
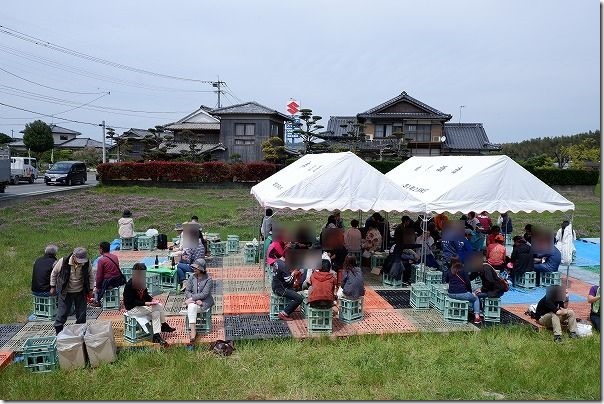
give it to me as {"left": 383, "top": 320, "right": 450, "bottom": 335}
{"left": 308, "top": 259, "right": 337, "bottom": 309}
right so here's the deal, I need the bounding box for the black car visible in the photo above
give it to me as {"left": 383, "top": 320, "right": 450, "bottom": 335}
{"left": 44, "top": 161, "right": 87, "bottom": 186}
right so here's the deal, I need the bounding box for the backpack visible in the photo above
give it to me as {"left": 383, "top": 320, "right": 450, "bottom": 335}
{"left": 210, "top": 339, "right": 235, "bottom": 356}
{"left": 156, "top": 234, "right": 168, "bottom": 250}
{"left": 525, "top": 303, "right": 538, "bottom": 319}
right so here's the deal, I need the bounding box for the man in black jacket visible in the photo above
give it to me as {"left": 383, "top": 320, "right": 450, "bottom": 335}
{"left": 271, "top": 258, "right": 303, "bottom": 321}
{"left": 123, "top": 263, "right": 175, "bottom": 346}
{"left": 536, "top": 285, "right": 578, "bottom": 342}
{"left": 510, "top": 236, "right": 534, "bottom": 285}
{"left": 31, "top": 244, "right": 58, "bottom": 296}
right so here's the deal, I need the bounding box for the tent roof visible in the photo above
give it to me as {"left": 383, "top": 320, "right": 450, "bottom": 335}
{"left": 385, "top": 155, "right": 575, "bottom": 214}
{"left": 250, "top": 152, "right": 425, "bottom": 212}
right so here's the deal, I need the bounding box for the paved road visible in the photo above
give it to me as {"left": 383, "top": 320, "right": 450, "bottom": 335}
{"left": 0, "top": 172, "right": 98, "bottom": 203}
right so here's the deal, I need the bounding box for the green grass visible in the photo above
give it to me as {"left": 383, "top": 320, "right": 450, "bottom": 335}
{"left": 0, "top": 185, "right": 600, "bottom": 400}
{"left": 0, "top": 327, "right": 600, "bottom": 400}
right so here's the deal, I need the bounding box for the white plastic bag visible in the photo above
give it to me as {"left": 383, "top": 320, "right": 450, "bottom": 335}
{"left": 576, "top": 323, "right": 593, "bottom": 337}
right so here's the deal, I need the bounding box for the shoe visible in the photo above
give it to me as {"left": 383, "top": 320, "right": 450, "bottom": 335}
{"left": 554, "top": 335, "right": 563, "bottom": 342}
{"left": 89, "top": 301, "right": 102, "bottom": 308}
{"left": 180, "top": 281, "right": 187, "bottom": 292}
{"left": 278, "top": 312, "right": 293, "bottom": 321}
{"left": 569, "top": 332, "right": 579, "bottom": 339}
{"left": 473, "top": 317, "right": 482, "bottom": 325}
{"left": 152, "top": 333, "right": 168, "bottom": 347}
{"left": 161, "top": 322, "right": 176, "bottom": 332}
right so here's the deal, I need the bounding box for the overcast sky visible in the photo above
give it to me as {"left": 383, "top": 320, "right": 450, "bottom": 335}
{"left": 0, "top": 0, "right": 599, "bottom": 143}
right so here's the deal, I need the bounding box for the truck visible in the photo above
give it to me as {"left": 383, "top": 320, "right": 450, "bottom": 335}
{"left": 0, "top": 145, "right": 10, "bottom": 193}
{"left": 10, "top": 156, "right": 38, "bottom": 184}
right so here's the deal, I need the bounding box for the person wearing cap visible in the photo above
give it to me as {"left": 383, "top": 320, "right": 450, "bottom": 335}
{"left": 49, "top": 247, "right": 94, "bottom": 334}
{"left": 31, "top": 244, "right": 58, "bottom": 297}
{"left": 123, "top": 263, "right": 175, "bottom": 347}
{"left": 486, "top": 234, "right": 507, "bottom": 272}
{"left": 184, "top": 259, "right": 214, "bottom": 343}
{"left": 118, "top": 209, "right": 135, "bottom": 238}
{"left": 172, "top": 223, "right": 184, "bottom": 248}
{"left": 332, "top": 210, "right": 344, "bottom": 229}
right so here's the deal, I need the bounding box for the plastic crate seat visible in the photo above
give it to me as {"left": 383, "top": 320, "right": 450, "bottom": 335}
{"left": 227, "top": 235, "right": 240, "bottom": 254}
{"left": 382, "top": 272, "right": 403, "bottom": 287}
{"left": 32, "top": 295, "right": 58, "bottom": 319}
{"left": 539, "top": 271, "right": 561, "bottom": 286}
{"left": 205, "top": 233, "right": 220, "bottom": 242}
{"left": 371, "top": 253, "right": 388, "bottom": 270}
{"left": 102, "top": 287, "right": 121, "bottom": 309}
{"left": 145, "top": 273, "right": 161, "bottom": 296}
{"left": 185, "top": 308, "right": 212, "bottom": 334}
{"left": 244, "top": 244, "right": 258, "bottom": 264}
{"left": 270, "top": 292, "right": 299, "bottom": 320}
{"left": 338, "top": 297, "right": 363, "bottom": 324}
{"left": 444, "top": 297, "right": 469, "bottom": 323}
{"left": 424, "top": 270, "right": 443, "bottom": 286}
{"left": 430, "top": 284, "right": 448, "bottom": 313}
{"left": 307, "top": 306, "right": 332, "bottom": 333}
{"left": 483, "top": 297, "right": 501, "bottom": 323}
{"left": 23, "top": 336, "right": 58, "bottom": 373}
{"left": 410, "top": 282, "right": 431, "bottom": 310}
{"left": 120, "top": 237, "right": 134, "bottom": 251}
{"left": 515, "top": 271, "right": 537, "bottom": 289}
{"left": 136, "top": 235, "right": 153, "bottom": 251}
{"left": 209, "top": 241, "right": 227, "bottom": 257}
{"left": 123, "top": 313, "right": 152, "bottom": 343}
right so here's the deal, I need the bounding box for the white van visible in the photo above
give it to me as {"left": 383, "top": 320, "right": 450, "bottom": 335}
{"left": 10, "top": 157, "right": 38, "bottom": 184}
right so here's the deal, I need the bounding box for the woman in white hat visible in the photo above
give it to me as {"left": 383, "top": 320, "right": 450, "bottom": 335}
{"left": 184, "top": 259, "right": 214, "bottom": 344}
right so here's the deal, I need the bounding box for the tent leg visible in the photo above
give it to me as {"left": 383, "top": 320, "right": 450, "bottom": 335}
{"left": 565, "top": 211, "right": 575, "bottom": 290}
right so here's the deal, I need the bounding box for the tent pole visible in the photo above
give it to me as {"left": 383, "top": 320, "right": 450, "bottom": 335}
{"left": 565, "top": 211, "right": 575, "bottom": 290}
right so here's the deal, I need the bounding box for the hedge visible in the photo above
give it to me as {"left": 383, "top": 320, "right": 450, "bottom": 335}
{"left": 524, "top": 167, "right": 600, "bottom": 186}
{"left": 367, "top": 160, "right": 405, "bottom": 174}
{"left": 97, "top": 161, "right": 279, "bottom": 184}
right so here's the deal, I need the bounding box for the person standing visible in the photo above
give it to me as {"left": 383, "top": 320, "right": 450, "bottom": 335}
{"left": 344, "top": 219, "right": 362, "bottom": 252}
{"left": 260, "top": 208, "right": 274, "bottom": 240}
{"left": 92, "top": 241, "right": 125, "bottom": 307}
{"left": 497, "top": 212, "right": 513, "bottom": 245}
{"left": 50, "top": 247, "right": 94, "bottom": 334}
{"left": 587, "top": 284, "right": 600, "bottom": 332}
{"left": 31, "top": 244, "right": 58, "bottom": 297}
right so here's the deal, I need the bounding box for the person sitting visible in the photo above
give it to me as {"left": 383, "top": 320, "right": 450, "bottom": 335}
{"left": 535, "top": 285, "right": 578, "bottom": 342}
{"left": 307, "top": 259, "right": 337, "bottom": 310}
{"left": 466, "top": 211, "right": 481, "bottom": 230}
{"left": 523, "top": 224, "right": 533, "bottom": 245}
{"left": 533, "top": 245, "right": 562, "bottom": 274}
{"left": 176, "top": 242, "right": 205, "bottom": 289}
{"left": 466, "top": 251, "right": 507, "bottom": 300}
{"left": 92, "top": 241, "right": 126, "bottom": 307}
{"left": 486, "top": 234, "right": 506, "bottom": 272}
{"left": 509, "top": 236, "right": 533, "bottom": 284}
{"left": 433, "top": 213, "right": 448, "bottom": 232}
{"left": 272, "top": 258, "right": 303, "bottom": 321}
{"left": 445, "top": 262, "right": 481, "bottom": 324}
{"left": 118, "top": 210, "right": 135, "bottom": 239}
{"left": 123, "top": 263, "right": 175, "bottom": 347}
{"left": 172, "top": 223, "right": 184, "bottom": 248}
{"left": 340, "top": 255, "right": 365, "bottom": 300}
{"left": 260, "top": 208, "right": 274, "bottom": 240}
{"left": 486, "top": 225, "right": 502, "bottom": 248}
{"left": 476, "top": 211, "right": 492, "bottom": 233}
{"left": 266, "top": 227, "right": 287, "bottom": 267}
{"left": 332, "top": 209, "right": 344, "bottom": 229}
{"left": 362, "top": 221, "right": 382, "bottom": 254}
{"left": 587, "top": 284, "right": 600, "bottom": 332}
{"left": 184, "top": 259, "right": 214, "bottom": 344}
{"left": 344, "top": 219, "right": 362, "bottom": 253}
{"left": 393, "top": 215, "right": 414, "bottom": 245}
{"left": 325, "top": 215, "right": 337, "bottom": 229}
{"left": 31, "top": 244, "right": 58, "bottom": 297}
{"left": 181, "top": 223, "right": 202, "bottom": 250}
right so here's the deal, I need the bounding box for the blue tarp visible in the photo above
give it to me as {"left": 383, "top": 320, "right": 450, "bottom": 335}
{"left": 501, "top": 286, "right": 586, "bottom": 305}
{"left": 574, "top": 239, "right": 600, "bottom": 267}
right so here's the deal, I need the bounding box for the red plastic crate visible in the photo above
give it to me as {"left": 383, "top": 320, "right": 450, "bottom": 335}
{"left": 351, "top": 310, "right": 416, "bottom": 335}
{"left": 224, "top": 268, "right": 264, "bottom": 280}
{"left": 223, "top": 293, "right": 270, "bottom": 314}
{"left": 0, "top": 351, "right": 14, "bottom": 370}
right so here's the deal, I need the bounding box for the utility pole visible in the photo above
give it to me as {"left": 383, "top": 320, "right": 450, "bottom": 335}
{"left": 459, "top": 105, "right": 465, "bottom": 124}
{"left": 212, "top": 76, "right": 226, "bottom": 108}
{"left": 101, "top": 120, "right": 106, "bottom": 163}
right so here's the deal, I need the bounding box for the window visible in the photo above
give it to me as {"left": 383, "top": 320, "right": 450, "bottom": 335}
{"left": 374, "top": 125, "right": 384, "bottom": 138}
{"left": 235, "top": 123, "right": 255, "bottom": 136}
{"left": 235, "top": 139, "right": 255, "bottom": 145}
{"left": 270, "top": 122, "right": 279, "bottom": 136}
{"left": 60, "top": 135, "right": 68, "bottom": 141}
{"left": 406, "top": 124, "right": 431, "bottom": 142}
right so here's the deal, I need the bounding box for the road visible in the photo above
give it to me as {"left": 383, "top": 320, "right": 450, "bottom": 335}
{"left": 0, "top": 172, "right": 98, "bottom": 204}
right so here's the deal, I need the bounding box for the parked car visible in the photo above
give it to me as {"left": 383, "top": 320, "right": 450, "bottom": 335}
{"left": 44, "top": 161, "right": 87, "bottom": 186}
{"left": 10, "top": 156, "right": 38, "bottom": 184}
{"left": 0, "top": 145, "right": 10, "bottom": 193}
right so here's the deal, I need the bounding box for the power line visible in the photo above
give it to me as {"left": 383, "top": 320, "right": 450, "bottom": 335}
{"left": 0, "top": 66, "right": 108, "bottom": 95}
{"left": 53, "top": 92, "right": 109, "bottom": 116}
{"left": 0, "top": 25, "right": 213, "bottom": 83}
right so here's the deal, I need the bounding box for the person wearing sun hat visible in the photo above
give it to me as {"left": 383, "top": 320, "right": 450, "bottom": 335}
{"left": 184, "top": 259, "right": 214, "bottom": 344}
{"left": 50, "top": 247, "right": 94, "bottom": 334}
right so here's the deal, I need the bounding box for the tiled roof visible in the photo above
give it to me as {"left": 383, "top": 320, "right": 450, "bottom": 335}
{"left": 50, "top": 124, "right": 81, "bottom": 136}
{"left": 158, "top": 142, "right": 225, "bottom": 155}
{"left": 120, "top": 128, "right": 173, "bottom": 140}
{"left": 443, "top": 123, "right": 500, "bottom": 151}
{"left": 325, "top": 116, "right": 358, "bottom": 137}
{"left": 211, "top": 102, "right": 291, "bottom": 120}
{"left": 164, "top": 106, "right": 221, "bottom": 131}
{"left": 358, "top": 91, "right": 452, "bottom": 120}
{"left": 164, "top": 123, "right": 220, "bottom": 131}
{"left": 57, "top": 137, "right": 103, "bottom": 149}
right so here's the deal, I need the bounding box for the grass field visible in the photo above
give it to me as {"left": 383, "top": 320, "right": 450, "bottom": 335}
{"left": 0, "top": 185, "right": 600, "bottom": 400}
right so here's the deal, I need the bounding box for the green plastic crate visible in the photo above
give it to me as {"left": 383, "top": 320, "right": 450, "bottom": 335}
{"left": 412, "top": 264, "right": 426, "bottom": 283}
{"left": 244, "top": 244, "right": 258, "bottom": 264}
{"left": 515, "top": 271, "right": 537, "bottom": 290}
{"left": 158, "top": 271, "right": 179, "bottom": 292}
{"left": 145, "top": 273, "right": 161, "bottom": 296}
{"left": 102, "top": 287, "right": 121, "bottom": 310}
{"left": 483, "top": 297, "right": 501, "bottom": 323}
{"left": 32, "top": 295, "right": 58, "bottom": 319}
{"left": 444, "top": 297, "right": 469, "bottom": 323}
{"left": 470, "top": 278, "right": 482, "bottom": 291}
{"left": 23, "top": 337, "right": 58, "bottom": 373}
{"left": 121, "top": 266, "right": 133, "bottom": 281}
{"left": 382, "top": 272, "right": 403, "bottom": 287}
{"left": 227, "top": 235, "right": 240, "bottom": 254}
{"left": 209, "top": 241, "right": 227, "bottom": 257}
{"left": 205, "top": 233, "right": 220, "bottom": 242}
{"left": 430, "top": 284, "right": 447, "bottom": 313}
{"left": 185, "top": 308, "right": 212, "bottom": 333}
{"left": 424, "top": 270, "right": 443, "bottom": 286}
{"left": 338, "top": 297, "right": 363, "bottom": 324}
{"left": 539, "top": 271, "right": 561, "bottom": 286}
{"left": 123, "top": 313, "right": 152, "bottom": 343}
{"left": 307, "top": 306, "right": 332, "bottom": 332}
{"left": 410, "top": 282, "right": 431, "bottom": 310}
{"left": 371, "top": 253, "right": 387, "bottom": 270}
{"left": 136, "top": 235, "right": 153, "bottom": 251}
{"left": 120, "top": 237, "right": 134, "bottom": 251}
{"left": 270, "top": 292, "right": 297, "bottom": 320}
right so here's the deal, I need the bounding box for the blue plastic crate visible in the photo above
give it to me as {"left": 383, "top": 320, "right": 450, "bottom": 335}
{"left": 32, "top": 295, "right": 58, "bottom": 319}
{"left": 444, "top": 297, "right": 469, "bottom": 323}
{"left": 410, "top": 282, "right": 431, "bottom": 310}
{"left": 382, "top": 272, "right": 403, "bottom": 287}
{"left": 539, "top": 271, "right": 561, "bottom": 286}
{"left": 185, "top": 308, "right": 212, "bottom": 333}
{"left": 205, "top": 233, "right": 220, "bottom": 242}
{"left": 120, "top": 237, "right": 134, "bottom": 251}
{"left": 121, "top": 266, "right": 133, "bottom": 280}
{"left": 23, "top": 336, "right": 58, "bottom": 373}
{"left": 123, "top": 314, "right": 152, "bottom": 343}
{"left": 515, "top": 271, "right": 537, "bottom": 290}
{"left": 102, "top": 287, "right": 121, "bottom": 310}
{"left": 307, "top": 306, "right": 332, "bottom": 333}
{"left": 338, "top": 297, "right": 363, "bottom": 324}
{"left": 483, "top": 297, "right": 501, "bottom": 323}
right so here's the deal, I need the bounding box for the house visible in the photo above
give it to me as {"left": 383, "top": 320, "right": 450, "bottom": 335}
{"left": 110, "top": 128, "right": 159, "bottom": 160}
{"left": 10, "top": 124, "right": 103, "bottom": 153}
{"left": 324, "top": 91, "right": 500, "bottom": 157}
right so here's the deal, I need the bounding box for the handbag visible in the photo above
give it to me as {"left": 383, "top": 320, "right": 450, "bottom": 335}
{"left": 104, "top": 255, "right": 127, "bottom": 286}
{"left": 210, "top": 339, "right": 235, "bottom": 356}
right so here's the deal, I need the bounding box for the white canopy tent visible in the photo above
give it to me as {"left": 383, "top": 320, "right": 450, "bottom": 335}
{"left": 385, "top": 155, "right": 575, "bottom": 214}
{"left": 250, "top": 151, "right": 425, "bottom": 213}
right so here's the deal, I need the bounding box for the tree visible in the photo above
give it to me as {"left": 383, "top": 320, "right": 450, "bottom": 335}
{"left": 105, "top": 127, "right": 121, "bottom": 161}
{"left": 143, "top": 125, "right": 174, "bottom": 160}
{"left": 177, "top": 130, "right": 203, "bottom": 162}
{"left": 552, "top": 144, "right": 571, "bottom": 169}
{"left": 0, "top": 133, "right": 12, "bottom": 144}
{"left": 230, "top": 153, "right": 242, "bottom": 163}
{"left": 262, "top": 136, "right": 287, "bottom": 164}
{"left": 566, "top": 137, "right": 600, "bottom": 168}
{"left": 292, "top": 108, "right": 324, "bottom": 154}
{"left": 23, "top": 120, "right": 54, "bottom": 157}
{"left": 72, "top": 147, "right": 102, "bottom": 167}
{"left": 338, "top": 120, "right": 367, "bottom": 153}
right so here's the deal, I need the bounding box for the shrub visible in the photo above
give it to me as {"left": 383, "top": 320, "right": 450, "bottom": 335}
{"left": 525, "top": 167, "right": 600, "bottom": 186}
{"left": 231, "top": 162, "right": 279, "bottom": 182}
{"left": 367, "top": 160, "right": 405, "bottom": 174}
